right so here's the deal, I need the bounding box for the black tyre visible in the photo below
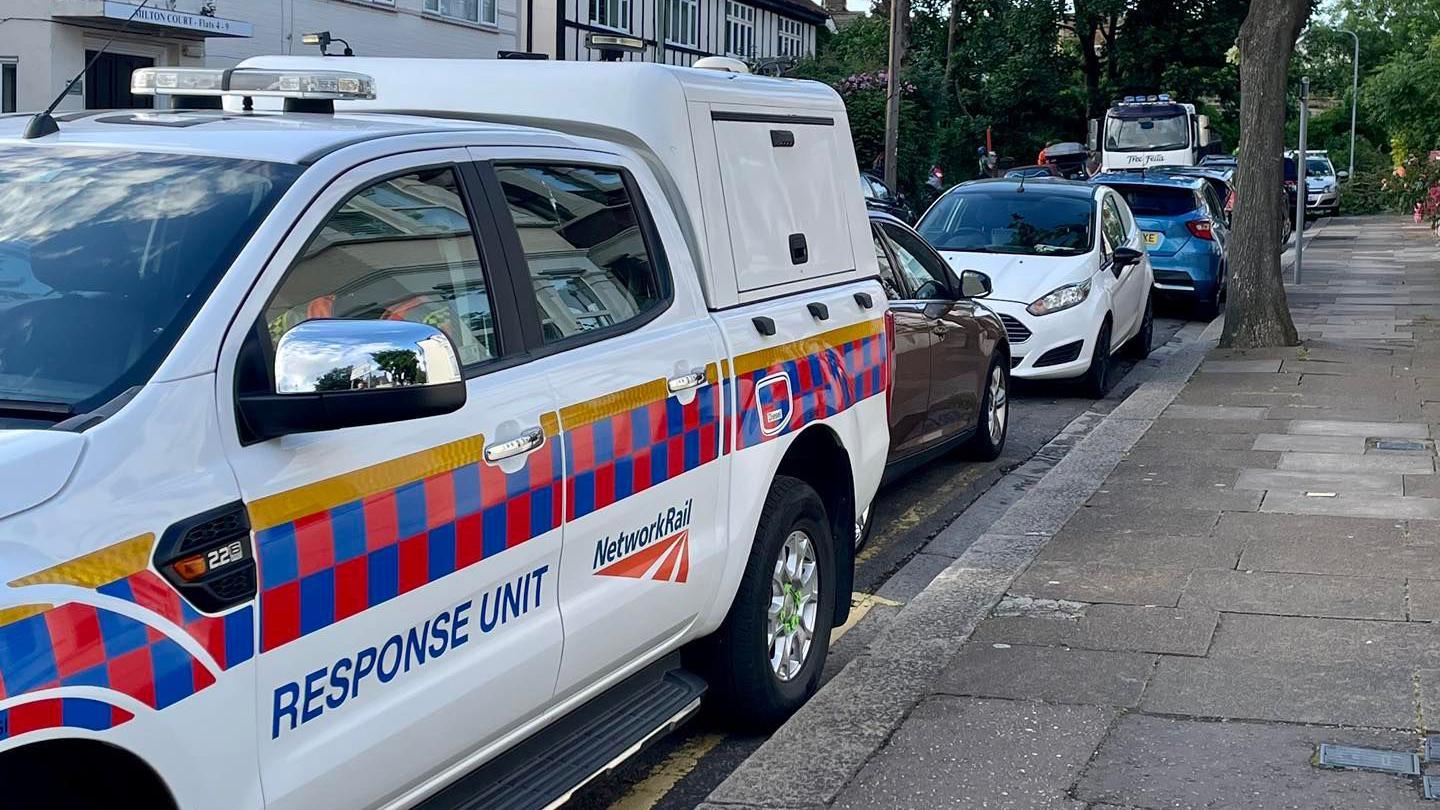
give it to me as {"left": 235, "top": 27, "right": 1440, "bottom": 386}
{"left": 961, "top": 358, "right": 1008, "bottom": 461}
{"left": 1194, "top": 271, "right": 1225, "bottom": 320}
{"left": 697, "top": 476, "right": 835, "bottom": 729}
{"left": 1127, "top": 294, "right": 1154, "bottom": 359}
{"left": 1081, "top": 319, "right": 1112, "bottom": 398}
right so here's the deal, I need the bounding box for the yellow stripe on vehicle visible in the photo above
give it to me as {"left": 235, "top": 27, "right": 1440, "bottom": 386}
{"left": 0, "top": 604, "right": 54, "bottom": 627}
{"left": 9, "top": 533, "right": 155, "bottom": 589}
{"left": 248, "top": 435, "right": 486, "bottom": 532}
{"left": 555, "top": 377, "right": 671, "bottom": 432}
{"left": 732, "top": 319, "right": 885, "bottom": 377}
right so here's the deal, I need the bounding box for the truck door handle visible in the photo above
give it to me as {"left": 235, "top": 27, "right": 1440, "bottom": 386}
{"left": 484, "top": 426, "right": 545, "bottom": 463}
{"left": 667, "top": 370, "right": 708, "bottom": 393}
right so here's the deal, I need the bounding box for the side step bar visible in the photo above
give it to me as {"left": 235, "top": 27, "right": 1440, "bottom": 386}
{"left": 419, "top": 655, "right": 707, "bottom": 810}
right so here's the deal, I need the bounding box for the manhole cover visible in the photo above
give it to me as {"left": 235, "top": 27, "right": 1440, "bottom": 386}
{"left": 1425, "top": 775, "right": 1440, "bottom": 800}
{"left": 1317, "top": 744, "right": 1421, "bottom": 776}
{"left": 1427, "top": 736, "right": 1440, "bottom": 762}
{"left": 1373, "top": 439, "right": 1430, "bottom": 452}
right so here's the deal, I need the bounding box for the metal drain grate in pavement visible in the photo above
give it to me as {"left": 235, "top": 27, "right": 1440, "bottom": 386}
{"left": 1374, "top": 439, "right": 1430, "bottom": 452}
{"left": 1317, "top": 744, "right": 1421, "bottom": 776}
{"left": 1425, "top": 775, "right": 1440, "bottom": 800}
{"left": 1426, "top": 736, "right": 1440, "bottom": 762}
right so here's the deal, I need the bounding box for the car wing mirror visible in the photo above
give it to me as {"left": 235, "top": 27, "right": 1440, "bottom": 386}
{"left": 960, "top": 269, "right": 992, "bottom": 298}
{"left": 1338, "top": 170, "right": 1350, "bottom": 180}
{"left": 1112, "top": 246, "right": 1143, "bottom": 273}
{"left": 237, "top": 319, "right": 466, "bottom": 443}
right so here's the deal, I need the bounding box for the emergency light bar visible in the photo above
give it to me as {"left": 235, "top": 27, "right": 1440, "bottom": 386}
{"left": 131, "top": 67, "right": 376, "bottom": 101}
{"left": 1120, "top": 93, "right": 1172, "bottom": 104}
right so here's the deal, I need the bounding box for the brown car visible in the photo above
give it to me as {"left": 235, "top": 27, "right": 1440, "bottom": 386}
{"left": 870, "top": 212, "right": 1010, "bottom": 482}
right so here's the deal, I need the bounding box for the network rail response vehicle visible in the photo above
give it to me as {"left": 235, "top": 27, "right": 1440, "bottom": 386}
{"left": 0, "top": 58, "right": 891, "bottom": 809}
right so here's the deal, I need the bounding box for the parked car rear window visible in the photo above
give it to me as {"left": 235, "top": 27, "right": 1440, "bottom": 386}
{"left": 1106, "top": 185, "right": 1199, "bottom": 216}
{"left": 917, "top": 188, "right": 1094, "bottom": 256}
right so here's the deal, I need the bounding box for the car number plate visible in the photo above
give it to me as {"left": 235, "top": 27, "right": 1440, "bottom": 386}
{"left": 1143, "top": 232, "right": 1162, "bottom": 246}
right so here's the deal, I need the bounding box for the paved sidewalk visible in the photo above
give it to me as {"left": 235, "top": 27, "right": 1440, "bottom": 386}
{"left": 704, "top": 215, "right": 1440, "bottom": 809}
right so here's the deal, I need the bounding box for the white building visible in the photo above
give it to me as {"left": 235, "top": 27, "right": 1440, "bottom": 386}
{"left": 0, "top": 0, "right": 519, "bottom": 114}
{"left": 518, "top": 0, "right": 828, "bottom": 68}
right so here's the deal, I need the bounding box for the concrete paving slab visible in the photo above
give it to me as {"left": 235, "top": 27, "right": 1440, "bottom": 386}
{"left": 1235, "top": 468, "right": 1405, "bottom": 496}
{"left": 1280, "top": 452, "right": 1435, "bottom": 474}
{"left": 1253, "top": 433, "right": 1368, "bottom": 453}
{"left": 1207, "top": 612, "right": 1440, "bottom": 668}
{"left": 1267, "top": 404, "right": 1408, "bottom": 422}
{"left": 1010, "top": 559, "right": 1188, "bottom": 607}
{"left": 1181, "top": 569, "right": 1408, "bottom": 621}
{"left": 1404, "top": 474, "right": 1440, "bottom": 499}
{"left": 1262, "top": 491, "right": 1440, "bottom": 520}
{"left": 1140, "top": 656, "right": 1418, "bottom": 727}
{"left": 1411, "top": 579, "right": 1440, "bottom": 621}
{"left": 1287, "top": 419, "right": 1430, "bottom": 438}
{"left": 1237, "top": 530, "right": 1440, "bottom": 579}
{"left": 1422, "top": 669, "right": 1440, "bottom": 733}
{"left": 1075, "top": 714, "right": 1432, "bottom": 809}
{"left": 1132, "top": 430, "right": 1260, "bottom": 451}
{"left": 1163, "top": 404, "right": 1270, "bottom": 419}
{"left": 832, "top": 698, "right": 1108, "bottom": 810}
{"left": 1063, "top": 505, "right": 1220, "bottom": 537}
{"left": 1117, "top": 447, "right": 1282, "bottom": 471}
{"left": 1040, "top": 529, "right": 1243, "bottom": 570}
{"left": 1201, "top": 359, "right": 1284, "bottom": 373}
{"left": 1217, "top": 511, "right": 1407, "bottom": 546}
{"left": 971, "top": 603, "right": 1218, "bottom": 656}
{"left": 936, "top": 643, "right": 1156, "bottom": 707}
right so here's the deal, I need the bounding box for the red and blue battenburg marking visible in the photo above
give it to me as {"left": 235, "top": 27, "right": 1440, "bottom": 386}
{"left": 732, "top": 328, "right": 888, "bottom": 451}
{"left": 96, "top": 571, "right": 253, "bottom": 670}
{"left": 0, "top": 698, "right": 134, "bottom": 740}
{"left": 565, "top": 381, "right": 722, "bottom": 521}
{"left": 0, "top": 603, "right": 215, "bottom": 710}
{"left": 254, "top": 441, "right": 565, "bottom": 653}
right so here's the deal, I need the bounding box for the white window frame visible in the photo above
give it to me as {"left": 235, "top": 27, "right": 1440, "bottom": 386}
{"left": 725, "top": 1, "right": 755, "bottom": 58}
{"left": 665, "top": 0, "right": 699, "bottom": 47}
{"left": 423, "top": 0, "right": 497, "bottom": 27}
{"left": 777, "top": 17, "right": 803, "bottom": 57}
{"left": 590, "top": 0, "right": 632, "bottom": 32}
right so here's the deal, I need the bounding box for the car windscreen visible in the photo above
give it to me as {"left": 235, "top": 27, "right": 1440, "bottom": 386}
{"left": 0, "top": 147, "right": 301, "bottom": 421}
{"left": 1306, "top": 157, "right": 1334, "bottom": 177}
{"left": 917, "top": 189, "right": 1095, "bottom": 256}
{"left": 1105, "top": 184, "right": 1199, "bottom": 217}
{"left": 1104, "top": 112, "right": 1189, "bottom": 152}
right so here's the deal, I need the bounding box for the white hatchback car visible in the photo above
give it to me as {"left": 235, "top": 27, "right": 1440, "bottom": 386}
{"left": 917, "top": 179, "right": 1154, "bottom": 397}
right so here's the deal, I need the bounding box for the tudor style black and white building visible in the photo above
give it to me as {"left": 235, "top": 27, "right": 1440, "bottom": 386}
{"left": 518, "top": 0, "right": 828, "bottom": 67}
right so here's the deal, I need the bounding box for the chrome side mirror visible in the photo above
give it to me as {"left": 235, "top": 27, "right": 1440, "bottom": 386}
{"left": 960, "top": 269, "right": 993, "bottom": 298}
{"left": 237, "top": 319, "right": 466, "bottom": 443}
{"left": 275, "top": 319, "right": 462, "bottom": 393}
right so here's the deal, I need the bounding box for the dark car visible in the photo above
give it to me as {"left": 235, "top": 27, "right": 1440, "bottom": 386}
{"left": 1005, "top": 164, "right": 1062, "bottom": 179}
{"left": 868, "top": 211, "right": 1010, "bottom": 484}
{"left": 861, "top": 173, "right": 917, "bottom": 223}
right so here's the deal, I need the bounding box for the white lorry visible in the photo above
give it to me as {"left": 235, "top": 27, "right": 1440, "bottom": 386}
{"left": 0, "top": 59, "right": 890, "bottom": 809}
{"left": 1095, "top": 94, "right": 1219, "bottom": 171}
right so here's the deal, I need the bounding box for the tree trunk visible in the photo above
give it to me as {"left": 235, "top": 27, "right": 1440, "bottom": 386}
{"left": 1077, "top": 16, "right": 1103, "bottom": 119}
{"left": 1220, "top": 0, "right": 1307, "bottom": 349}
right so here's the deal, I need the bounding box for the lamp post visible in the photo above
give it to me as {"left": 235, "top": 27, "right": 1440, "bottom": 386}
{"left": 1338, "top": 28, "right": 1358, "bottom": 179}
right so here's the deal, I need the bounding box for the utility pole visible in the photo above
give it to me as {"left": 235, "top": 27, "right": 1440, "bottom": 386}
{"left": 883, "top": 0, "right": 907, "bottom": 191}
{"left": 1339, "top": 28, "right": 1358, "bottom": 179}
{"left": 1295, "top": 76, "right": 1309, "bottom": 284}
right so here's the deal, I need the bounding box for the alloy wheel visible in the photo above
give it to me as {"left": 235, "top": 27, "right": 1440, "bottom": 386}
{"left": 768, "top": 530, "right": 818, "bottom": 682}
{"left": 987, "top": 365, "right": 1008, "bottom": 445}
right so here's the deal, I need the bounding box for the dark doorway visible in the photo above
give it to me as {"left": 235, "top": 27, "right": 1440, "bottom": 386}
{"left": 84, "top": 51, "right": 155, "bottom": 110}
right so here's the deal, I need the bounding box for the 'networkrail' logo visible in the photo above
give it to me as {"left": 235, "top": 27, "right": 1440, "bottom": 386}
{"left": 592, "top": 500, "right": 693, "bottom": 583}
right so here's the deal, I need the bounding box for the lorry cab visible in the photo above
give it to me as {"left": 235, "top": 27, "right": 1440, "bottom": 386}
{"left": 1096, "top": 94, "right": 1218, "bottom": 171}
{"left": 0, "top": 60, "right": 889, "bottom": 810}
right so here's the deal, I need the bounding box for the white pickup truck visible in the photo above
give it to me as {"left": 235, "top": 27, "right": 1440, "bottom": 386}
{"left": 0, "top": 59, "right": 890, "bottom": 809}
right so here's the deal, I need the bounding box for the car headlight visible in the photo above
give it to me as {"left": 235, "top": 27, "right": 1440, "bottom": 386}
{"left": 1027, "top": 279, "right": 1091, "bottom": 316}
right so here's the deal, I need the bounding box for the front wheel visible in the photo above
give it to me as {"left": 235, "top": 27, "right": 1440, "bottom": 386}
{"left": 1127, "top": 294, "right": 1154, "bottom": 359}
{"left": 696, "top": 476, "right": 835, "bottom": 729}
{"left": 1081, "top": 319, "right": 1113, "bottom": 398}
{"left": 961, "top": 359, "right": 1008, "bottom": 460}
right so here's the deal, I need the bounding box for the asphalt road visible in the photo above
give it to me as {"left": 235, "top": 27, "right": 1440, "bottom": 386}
{"left": 565, "top": 309, "right": 1190, "bottom": 810}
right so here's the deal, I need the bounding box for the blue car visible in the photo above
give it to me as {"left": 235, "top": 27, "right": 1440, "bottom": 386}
{"left": 1090, "top": 172, "right": 1230, "bottom": 317}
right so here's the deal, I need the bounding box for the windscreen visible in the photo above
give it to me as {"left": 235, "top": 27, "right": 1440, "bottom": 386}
{"left": 0, "top": 147, "right": 301, "bottom": 422}
{"left": 1306, "top": 157, "right": 1335, "bottom": 177}
{"left": 1106, "top": 184, "right": 1199, "bottom": 216}
{"left": 1104, "top": 112, "right": 1189, "bottom": 153}
{"left": 918, "top": 189, "right": 1094, "bottom": 256}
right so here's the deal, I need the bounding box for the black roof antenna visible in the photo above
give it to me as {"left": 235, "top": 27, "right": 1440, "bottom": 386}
{"left": 1016, "top": 171, "right": 1026, "bottom": 193}
{"left": 23, "top": 0, "right": 153, "bottom": 140}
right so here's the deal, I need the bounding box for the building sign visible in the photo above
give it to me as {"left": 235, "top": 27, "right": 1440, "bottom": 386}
{"left": 100, "top": 2, "right": 254, "bottom": 37}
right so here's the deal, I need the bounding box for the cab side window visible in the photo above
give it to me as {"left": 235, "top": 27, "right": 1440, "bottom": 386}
{"left": 494, "top": 164, "right": 667, "bottom": 345}
{"left": 1100, "top": 196, "right": 1127, "bottom": 254}
{"left": 264, "top": 166, "right": 499, "bottom": 368}
{"left": 881, "top": 223, "right": 952, "bottom": 300}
